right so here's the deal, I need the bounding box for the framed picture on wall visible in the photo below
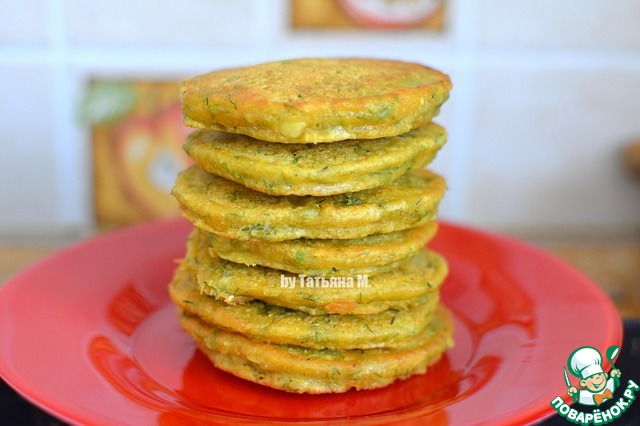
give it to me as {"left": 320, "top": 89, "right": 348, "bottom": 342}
{"left": 292, "top": 0, "right": 445, "bottom": 30}
{"left": 80, "top": 80, "right": 191, "bottom": 228}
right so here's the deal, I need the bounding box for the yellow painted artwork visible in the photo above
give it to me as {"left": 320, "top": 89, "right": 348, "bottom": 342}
{"left": 292, "top": 0, "right": 445, "bottom": 30}
{"left": 83, "top": 80, "right": 191, "bottom": 228}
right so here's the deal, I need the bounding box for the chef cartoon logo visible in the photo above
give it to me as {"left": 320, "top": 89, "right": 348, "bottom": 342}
{"left": 550, "top": 345, "right": 639, "bottom": 425}
{"left": 565, "top": 346, "right": 621, "bottom": 406}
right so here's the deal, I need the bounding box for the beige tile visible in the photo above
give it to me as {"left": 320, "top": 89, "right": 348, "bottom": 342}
{"left": 0, "top": 0, "right": 49, "bottom": 44}
{"left": 424, "top": 66, "right": 469, "bottom": 223}
{"left": 476, "top": 0, "right": 640, "bottom": 49}
{"left": 65, "top": 0, "right": 257, "bottom": 46}
{"left": 465, "top": 66, "right": 640, "bottom": 232}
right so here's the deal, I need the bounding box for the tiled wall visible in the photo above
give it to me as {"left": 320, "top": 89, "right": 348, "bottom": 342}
{"left": 1, "top": 0, "right": 639, "bottom": 239}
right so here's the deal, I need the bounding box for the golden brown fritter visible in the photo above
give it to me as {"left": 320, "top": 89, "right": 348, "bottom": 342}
{"left": 172, "top": 166, "right": 446, "bottom": 241}
{"left": 178, "top": 305, "right": 454, "bottom": 393}
{"left": 184, "top": 122, "right": 446, "bottom": 195}
{"left": 205, "top": 221, "right": 437, "bottom": 277}
{"left": 169, "top": 268, "right": 439, "bottom": 350}
{"left": 180, "top": 229, "right": 448, "bottom": 315}
{"left": 180, "top": 58, "right": 451, "bottom": 143}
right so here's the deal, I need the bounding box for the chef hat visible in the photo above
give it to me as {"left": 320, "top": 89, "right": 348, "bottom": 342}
{"left": 568, "top": 346, "right": 604, "bottom": 380}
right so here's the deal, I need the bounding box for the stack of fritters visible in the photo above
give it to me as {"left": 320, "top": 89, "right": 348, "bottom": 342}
{"left": 169, "top": 58, "right": 453, "bottom": 394}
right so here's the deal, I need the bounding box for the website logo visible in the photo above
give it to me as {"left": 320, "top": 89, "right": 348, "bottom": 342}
{"left": 550, "top": 345, "right": 639, "bottom": 425}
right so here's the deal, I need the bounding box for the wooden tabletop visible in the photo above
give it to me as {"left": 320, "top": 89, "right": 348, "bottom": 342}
{"left": 542, "top": 242, "right": 640, "bottom": 318}
{"left": 0, "top": 246, "right": 60, "bottom": 285}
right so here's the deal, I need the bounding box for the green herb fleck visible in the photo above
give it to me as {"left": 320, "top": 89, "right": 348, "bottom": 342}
{"left": 355, "top": 144, "right": 371, "bottom": 154}
{"left": 228, "top": 93, "right": 238, "bottom": 109}
{"left": 242, "top": 223, "right": 269, "bottom": 233}
{"left": 376, "top": 104, "right": 394, "bottom": 118}
{"left": 336, "top": 193, "right": 361, "bottom": 206}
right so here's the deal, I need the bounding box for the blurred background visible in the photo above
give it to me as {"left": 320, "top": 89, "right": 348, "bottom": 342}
{"left": 1, "top": 0, "right": 639, "bottom": 312}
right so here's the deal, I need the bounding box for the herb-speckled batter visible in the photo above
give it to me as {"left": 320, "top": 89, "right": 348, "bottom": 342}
{"left": 172, "top": 166, "right": 446, "bottom": 241}
{"left": 184, "top": 122, "right": 446, "bottom": 195}
{"left": 180, "top": 58, "right": 451, "bottom": 143}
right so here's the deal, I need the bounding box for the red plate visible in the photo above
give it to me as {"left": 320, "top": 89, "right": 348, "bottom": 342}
{"left": 0, "top": 219, "right": 622, "bottom": 425}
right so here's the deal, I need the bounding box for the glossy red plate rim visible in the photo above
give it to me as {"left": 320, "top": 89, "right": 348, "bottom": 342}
{"left": 0, "top": 218, "right": 623, "bottom": 425}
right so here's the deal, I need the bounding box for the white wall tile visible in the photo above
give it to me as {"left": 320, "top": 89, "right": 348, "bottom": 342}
{"left": 0, "top": 0, "right": 49, "bottom": 44}
{"left": 425, "top": 64, "right": 472, "bottom": 224}
{"left": 0, "top": 64, "right": 59, "bottom": 228}
{"left": 476, "top": 0, "right": 640, "bottom": 50}
{"left": 465, "top": 65, "right": 640, "bottom": 232}
{"left": 65, "top": 0, "right": 258, "bottom": 46}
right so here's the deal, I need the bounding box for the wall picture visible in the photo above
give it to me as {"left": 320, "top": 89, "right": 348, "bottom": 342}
{"left": 292, "top": 0, "right": 445, "bottom": 30}
{"left": 82, "top": 80, "right": 191, "bottom": 227}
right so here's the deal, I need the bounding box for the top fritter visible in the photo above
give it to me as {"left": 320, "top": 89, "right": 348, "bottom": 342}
{"left": 180, "top": 58, "right": 452, "bottom": 143}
